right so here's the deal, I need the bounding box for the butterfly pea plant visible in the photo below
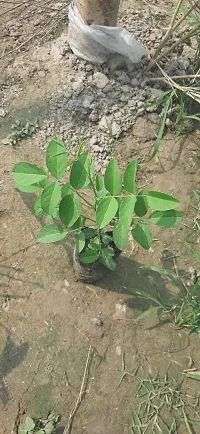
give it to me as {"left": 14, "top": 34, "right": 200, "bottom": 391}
{"left": 12, "top": 138, "right": 182, "bottom": 272}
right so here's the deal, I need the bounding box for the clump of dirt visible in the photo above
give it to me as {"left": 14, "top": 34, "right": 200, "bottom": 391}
{"left": 0, "top": 1, "right": 196, "bottom": 172}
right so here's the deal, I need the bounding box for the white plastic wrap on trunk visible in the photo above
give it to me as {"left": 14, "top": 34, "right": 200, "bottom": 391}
{"left": 68, "top": 3, "right": 148, "bottom": 65}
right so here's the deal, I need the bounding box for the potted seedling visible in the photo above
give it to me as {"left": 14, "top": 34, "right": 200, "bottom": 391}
{"left": 12, "top": 138, "right": 182, "bottom": 283}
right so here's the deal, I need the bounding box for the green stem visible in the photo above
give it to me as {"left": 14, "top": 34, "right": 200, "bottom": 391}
{"left": 97, "top": 229, "right": 102, "bottom": 253}
{"left": 75, "top": 190, "right": 94, "bottom": 209}
{"left": 60, "top": 181, "right": 94, "bottom": 209}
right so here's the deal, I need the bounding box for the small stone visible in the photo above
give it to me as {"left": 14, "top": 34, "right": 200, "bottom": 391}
{"left": 98, "top": 115, "right": 108, "bottom": 131}
{"left": 111, "top": 120, "right": 121, "bottom": 137}
{"left": 116, "top": 345, "right": 122, "bottom": 356}
{"left": 64, "top": 279, "right": 70, "bottom": 287}
{"left": 89, "top": 136, "right": 98, "bottom": 146}
{"left": 121, "top": 85, "right": 131, "bottom": 93}
{"left": 149, "top": 48, "right": 156, "bottom": 58}
{"left": 149, "top": 87, "right": 164, "bottom": 100}
{"left": 2, "top": 138, "right": 10, "bottom": 145}
{"left": 72, "top": 80, "right": 84, "bottom": 93}
{"left": 165, "top": 118, "right": 172, "bottom": 126}
{"left": 91, "top": 317, "right": 103, "bottom": 327}
{"left": 146, "top": 105, "right": 157, "bottom": 113}
{"left": 137, "top": 108, "right": 145, "bottom": 115}
{"left": 149, "top": 33, "right": 156, "bottom": 42}
{"left": 2, "top": 298, "right": 10, "bottom": 312}
{"left": 128, "top": 100, "right": 136, "bottom": 107}
{"left": 103, "top": 84, "right": 113, "bottom": 93}
{"left": 113, "top": 303, "right": 126, "bottom": 320}
{"left": 38, "top": 70, "right": 46, "bottom": 78}
{"left": 82, "top": 95, "right": 94, "bottom": 108}
{"left": 95, "top": 161, "right": 102, "bottom": 172}
{"left": 131, "top": 78, "right": 139, "bottom": 87}
{"left": 116, "top": 71, "right": 131, "bottom": 84}
{"left": 52, "top": 2, "right": 63, "bottom": 10}
{"left": 0, "top": 108, "right": 6, "bottom": 117}
{"left": 93, "top": 72, "right": 109, "bottom": 89}
{"left": 93, "top": 144, "right": 101, "bottom": 152}
{"left": 89, "top": 112, "right": 99, "bottom": 122}
{"left": 120, "top": 94, "right": 129, "bottom": 102}
{"left": 86, "top": 63, "right": 93, "bottom": 72}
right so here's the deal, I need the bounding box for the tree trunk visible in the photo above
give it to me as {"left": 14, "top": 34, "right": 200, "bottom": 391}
{"left": 76, "top": 0, "right": 120, "bottom": 26}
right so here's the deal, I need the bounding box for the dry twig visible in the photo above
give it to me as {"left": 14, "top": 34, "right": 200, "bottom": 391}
{"left": 63, "top": 345, "right": 93, "bottom": 434}
{"left": 157, "top": 63, "right": 200, "bottom": 104}
{"left": 148, "top": 0, "right": 200, "bottom": 70}
{"left": 148, "top": 22, "right": 200, "bottom": 71}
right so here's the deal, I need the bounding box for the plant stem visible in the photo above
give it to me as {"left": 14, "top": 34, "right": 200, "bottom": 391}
{"left": 153, "top": 0, "right": 184, "bottom": 60}
{"left": 75, "top": 190, "right": 94, "bottom": 209}
{"left": 146, "top": 74, "right": 200, "bottom": 82}
{"left": 148, "top": 22, "right": 200, "bottom": 71}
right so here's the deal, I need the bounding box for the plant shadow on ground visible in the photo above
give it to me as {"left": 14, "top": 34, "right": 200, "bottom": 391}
{"left": 0, "top": 332, "right": 29, "bottom": 405}
{"left": 54, "top": 428, "right": 65, "bottom": 434}
{"left": 93, "top": 254, "right": 177, "bottom": 313}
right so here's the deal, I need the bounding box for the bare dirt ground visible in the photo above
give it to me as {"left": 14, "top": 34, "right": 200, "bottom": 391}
{"left": 1, "top": 1, "right": 200, "bottom": 434}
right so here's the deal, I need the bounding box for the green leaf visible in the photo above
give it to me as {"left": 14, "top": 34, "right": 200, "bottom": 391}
{"left": 132, "top": 221, "right": 152, "bottom": 250}
{"left": 59, "top": 193, "right": 82, "bottom": 227}
{"left": 115, "top": 198, "right": 121, "bottom": 218}
{"left": 78, "top": 141, "right": 86, "bottom": 156}
{"left": 39, "top": 167, "right": 48, "bottom": 188}
{"left": 141, "top": 266, "right": 182, "bottom": 290}
{"left": 185, "top": 243, "right": 200, "bottom": 263}
{"left": 123, "top": 160, "right": 137, "bottom": 194}
{"left": 83, "top": 228, "right": 97, "bottom": 239}
{"left": 13, "top": 162, "right": 47, "bottom": 186}
{"left": 149, "top": 210, "right": 182, "bottom": 227}
{"left": 80, "top": 249, "right": 99, "bottom": 263}
{"left": 119, "top": 196, "right": 136, "bottom": 228}
{"left": 88, "top": 237, "right": 100, "bottom": 251}
{"left": 70, "top": 153, "right": 94, "bottom": 190}
{"left": 75, "top": 231, "right": 85, "bottom": 253}
{"left": 88, "top": 241, "right": 100, "bottom": 251}
{"left": 101, "top": 247, "right": 114, "bottom": 257}
{"left": 128, "top": 288, "right": 165, "bottom": 307}
{"left": 134, "top": 191, "right": 148, "bottom": 217}
{"left": 184, "top": 371, "right": 200, "bottom": 380}
{"left": 101, "top": 234, "right": 113, "bottom": 245}
{"left": 34, "top": 195, "right": 43, "bottom": 217}
{"left": 71, "top": 215, "right": 86, "bottom": 229}
{"left": 104, "top": 159, "right": 122, "bottom": 195}
{"left": 61, "top": 182, "right": 72, "bottom": 198}
{"left": 146, "top": 191, "right": 179, "bottom": 211}
{"left": 46, "top": 137, "right": 67, "bottom": 179}
{"left": 44, "top": 421, "right": 55, "bottom": 434}
{"left": 113, "top": 221, "right": 129, "bottom": 250}
{"left": 24, "top": 417, "right": 35, "bottom": 431}
{"left": 152, "top": 94, "right": 172, "bottom": 159}
{"left": 99, "top": 253, "right": 116, "bottom": 271}
{"left": 19, "top": 423, "right": 27, "bottom": 434}
{"left": 134, "top": 307, "right": 162, "bottom": 322}
{"left": 96, "top": 197, "right": 118, "bottom": 229}
{"left": 96, "top": 175, "right": 104, "bottom": 191}
{"left": 41, "top": 182, "right": 61, "bottom": 216}
{"left": 47, "top": 411, "right": 60, "bottom": 422}
{"left": 15, "top": 183, "right": 41, "bottom": 193}
{"left": 37, "top": 225, "right": 67, "bottom": 243}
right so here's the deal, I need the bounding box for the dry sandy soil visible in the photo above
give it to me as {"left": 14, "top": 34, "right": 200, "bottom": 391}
{"left": 1, "top": 1, "right": 200, "bottom": 434}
